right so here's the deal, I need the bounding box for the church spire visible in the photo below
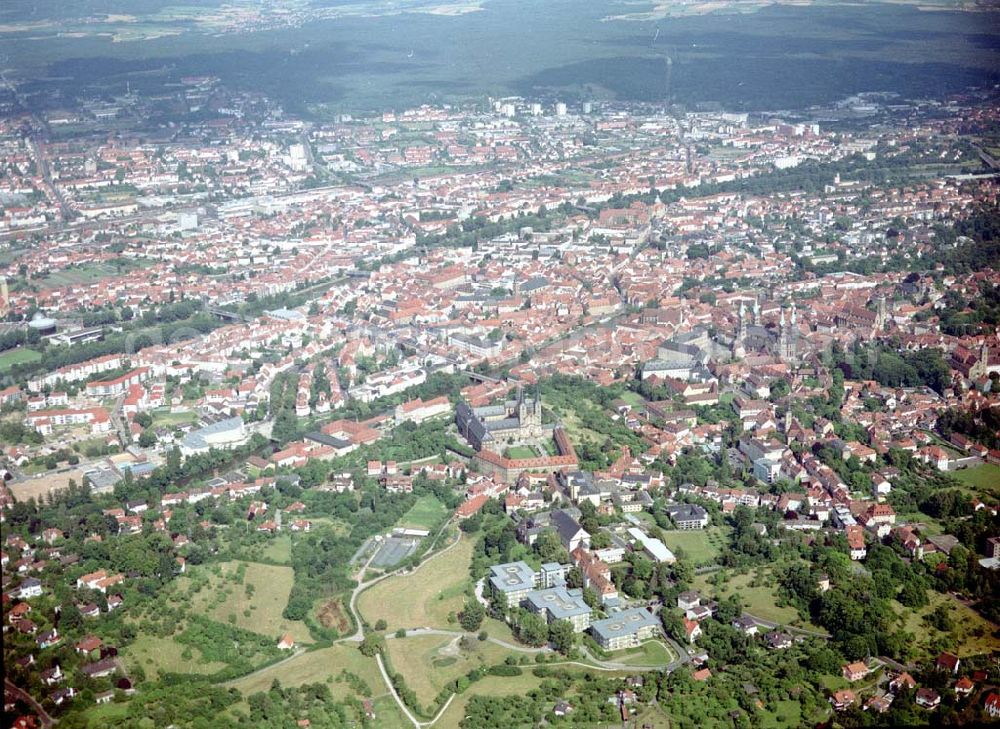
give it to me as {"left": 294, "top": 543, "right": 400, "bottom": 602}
{"left": 778, "top": 306, "right": 796, "bottom": 364}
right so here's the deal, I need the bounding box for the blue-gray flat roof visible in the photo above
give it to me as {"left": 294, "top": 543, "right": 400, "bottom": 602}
{"left": 590, "top": 608, "right": 658, "bottom": 642}
{"left": 524, "top": 586, "right": 590, "bottom": 620}
{"left": 488, "top": 561, "right": 536, "bottom": 594}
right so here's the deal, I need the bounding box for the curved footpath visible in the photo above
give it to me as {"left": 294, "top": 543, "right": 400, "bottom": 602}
{"left": 343, "top": 523, "right": 692, "bottom": 727}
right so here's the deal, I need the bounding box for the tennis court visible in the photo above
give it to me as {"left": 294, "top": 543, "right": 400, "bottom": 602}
{"left": 371, "top": 536, "right": 419, "bottom": 568}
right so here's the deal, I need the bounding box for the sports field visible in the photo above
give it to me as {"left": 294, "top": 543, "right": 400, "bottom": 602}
{"left": 0, "top": 347, "right": 41, "bottom": 371}
{"left": 397, "top": 494, "right": 447, "bottom": 530}
{"left": 371, "top": 536, "right": 420, "bottom": 568}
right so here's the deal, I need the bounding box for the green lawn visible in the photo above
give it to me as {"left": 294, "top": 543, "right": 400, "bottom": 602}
{"left": 693, "top": 568, "right": 811, "bottom": 628}
{"left": 150, "top": 408, "right": 199, "bottom": 428}
{"left": 385, "top": 634, "right": 514, "bottom": 709}
{"left": 82, "top": 700, "right": 131, "bottom": 724}
{"left": 504, "top": 445, "right": 540, "bottom": 459}
{"left": 359, "top": 536, "right": 473, "bottom": 631}
{"left": 177, "top": 560, "right": 312, "bottom": 643}
{"left": 894, "top": 591, "right": 999, "bottom": 659}
{"left": 619, "top": 390, "right": 646, "bottom": 407}
{"left": 761, "top": 699, "right": 801, "bottom": 728}
{"left": 0, "top": 347, "right": 42, "bottom": 371}
{"left": 397, "top": 494, "right": 447, "bottom": 530}
{"left": 660, "top": 527, "right": 728, "bottom": 565}
{"left": 951, "top": 464, "right": 1000, "bottom": 498}
{"left": 229, "top": 643, "right": 383, "bottom": 698}
{"left": 817, "top": 674, "right": 850, "bottom": 692}
{"left": 612, "top": 639, "right": 676, "bottom": 666}
{"left": 124, "top": 633, "right": 228, "bottom": 680}
{"left": 259, "top": 534, "right": 293, "bottom": 564}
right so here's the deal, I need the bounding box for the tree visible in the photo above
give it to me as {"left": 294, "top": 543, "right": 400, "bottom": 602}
{"left": 138, "top": 430, "right": 157, "bottom": 448}
{"left": 533, "top": 529, "right": 567, "bottom": 563}
{"left": 459, "top": 599, "right": 485, "bottom": 632}
{"left": 516, "top": 612, "right": 549, "bottom": 647}
{"left": 359, "top": 633, "right": 384, "bottom": 657}
{"left": 548, "top": 620, "right": 575, "bottom": 655}
{"left": 589, "top": 530, "right": 612, "bottom": 550}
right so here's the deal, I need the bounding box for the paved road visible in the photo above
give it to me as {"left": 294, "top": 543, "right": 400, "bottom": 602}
{"left": 27, "top": 137, "right": 73, "bottom": 221}
{"left": 877, "top": 655, "right": 913, "bottom": 673}
{"left": 110, "top": 392, "right": 130, "bottom": 445}
{"left": 744, "top": 612, "right": 831, "bottom": 639}
{"left": 5, "top": 678, "right": 55, "bottom": 728}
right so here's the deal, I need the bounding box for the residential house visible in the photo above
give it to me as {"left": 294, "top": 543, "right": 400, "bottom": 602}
{"left": 830, "top": 690, "right": 856, "bottom": 711}
{"left": 915, "top": 688, "right": 941, "bottom": 710}
{"left": 843, "top": 662, "right": 870, "bottom": 682}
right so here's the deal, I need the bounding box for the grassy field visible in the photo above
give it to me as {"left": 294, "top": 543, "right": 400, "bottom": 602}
{"left": 895, "top": 591, "right": 999, "bottom": 659}
{"left": 760, "top": 699, "right": 801, "bottom": 728}
{"left": 434, "top": 673, "right": 552, "bottom": 729}
{"left": 613, "top": 639, "right": 676, "bottom": 666}
{"left": 358, "top": 537, "right": 473, "bottom": 631}
{"left": 178, "top": 561, "right": 312, "bottom": 643}
{"left": 124, "top": 633, "right": 228, "bottom": 680}
{"left": 619, "top": 390, "right": 646, "bottom": 407}
{"left": 397, "top": 494, "right": 448, "bottom": 531}
{"left": 385, "top": 635, "right": 516, "bottom": 709}
{"left": 0, "top": 347, "right": 41, "bottom": 371}
{"left": 371, "top": 694, "right": 418, "bottom": 729}
{"left": 81, "top": 701, "right": 131, "bottom": 725}
{"left": 38, "top": 262, "right": 127, "bottom": 288}
{"left": 951, "top": 464, "right": 1000, "bottom": 497}
{"left": 558, "top": 409, "right": 606, "bottom": 450}
{"left": 230, "top": 643, "right": 383, "bottom": 698}
{"left": 259, "top": 534, "right": 293, "bottom": 565}
{"left": 693, "top": 568, "right": 805, "bottom": 628}
{"left": 150, "top": 408, "right": 199, "bottom": 428}
{"left": 309, "top": 516, "right": 351, "bottom": 536}
{"left": 660, "top": 527, "right": 728, "bottom": 565}
{"left": 632, "top": 705, "right": 674, "bottom": 728}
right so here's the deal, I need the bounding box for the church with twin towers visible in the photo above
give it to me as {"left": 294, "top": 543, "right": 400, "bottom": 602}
{"left": 731, "top": 298, "right": 798, "bottom": 364}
